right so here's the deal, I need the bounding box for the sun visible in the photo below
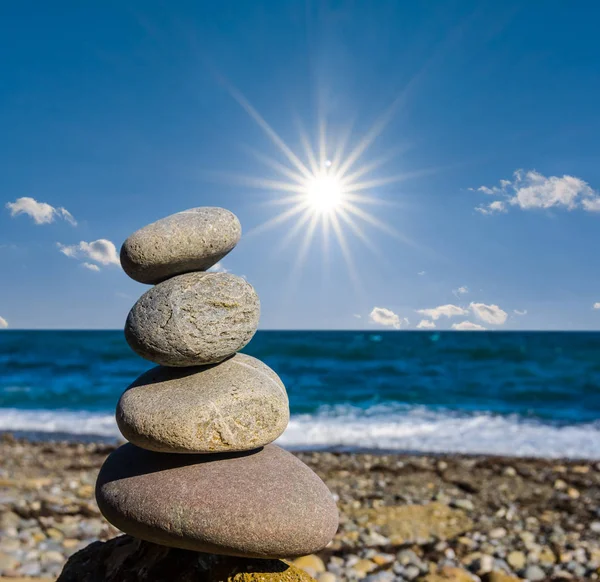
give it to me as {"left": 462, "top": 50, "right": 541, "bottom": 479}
{"left": 216, "top": 81, "right": 424, "bottom": 282}
{"left": 305, "top": 172, "right": 343, "bottom": 214}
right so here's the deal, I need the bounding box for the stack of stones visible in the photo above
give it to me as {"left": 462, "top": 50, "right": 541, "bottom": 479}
{"left": 94, "top": 207, "right": 338, "bottom": 570}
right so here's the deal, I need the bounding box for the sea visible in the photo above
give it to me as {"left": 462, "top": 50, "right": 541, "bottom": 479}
{"left": 0, "top": 330, "right": 599, "bottom": 459}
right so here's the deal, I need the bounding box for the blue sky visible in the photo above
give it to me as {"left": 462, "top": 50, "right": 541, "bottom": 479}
{"left": 1, "top": 0, "right": 600, "bottom": 330}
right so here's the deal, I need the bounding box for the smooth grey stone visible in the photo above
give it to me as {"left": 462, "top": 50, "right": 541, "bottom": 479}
{"left": 116, "top": 353, "right": 289, "bottom": 454}
{"left": 120, "top": 207, "right": 241, "bottom": 284}
{"left": 125, "top": 272, "right": 260, "bottom": 367}
{"left": 95, "top": 444, "right": 339, "bottom": 558}
{"left": 524, "top": 565, "right": 546, "bottom": 581}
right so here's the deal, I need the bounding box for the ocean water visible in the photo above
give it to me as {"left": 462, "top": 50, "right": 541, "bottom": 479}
{"left": 0, "top": 330, "right": 599, "bottom": 459}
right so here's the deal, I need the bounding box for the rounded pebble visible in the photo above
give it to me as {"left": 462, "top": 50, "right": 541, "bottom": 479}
{"left": 96, "top": 443, "right": 339, "bottom": 558}
{"left": 120, "top": 207, "right": 241, "bottom": 284}
{"left": 117, "top": 353, "right": 289, "bottom": 453}
{"left": 125, "top": 272, "right": 260, "bottom": 366}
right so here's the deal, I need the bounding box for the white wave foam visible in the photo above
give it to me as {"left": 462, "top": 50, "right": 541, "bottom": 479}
{"left": 1, "top": 405, "right": 599, "bottom": 459}
{"left": 0, "top": 408, "right": 118, "bottom": 438}
{"left": 278, "top": 405, "right": 600, "bottom": 459}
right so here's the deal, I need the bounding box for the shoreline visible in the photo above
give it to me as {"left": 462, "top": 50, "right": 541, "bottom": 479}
{"left": 1, "top": 434, "right": 599, "bottom": 581}
{"left": 2, "top": 429, "right": 600, "bottom": 463}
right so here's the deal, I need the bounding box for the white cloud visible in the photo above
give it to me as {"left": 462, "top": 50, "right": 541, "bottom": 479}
{"left": 57, "top": 239, "right": 119, "bottom": 269}
{"left": 416, "top": 319, "right": 436, "bottom": 329}
{"left": 453, "top": 285, "right": 468, "bottom": 297}
{"left": 369, "top": 307, "right": 408, "bottom": 330}
{"left": 353, "top": 314, "right": 362, "bottom": 319}
{"left": 470, "top": 302, "right": 508, "bottom": 325}
{"left": 583, "top": 198, "right": 600, "bottom": 212}
{"left": 0, "top": 316, "right": 8, "bottom": 329}
{"left": 514, "top": 309, "right": 528, "bottom": 316}
{"left": 594, "top": 303, "right": 600, "bottom": 310}
{"left": 6, "top": 197, "right": 77, "bottom": 226}
{"left": 475, "top": 200, "right": 507, "bottom": 215}
{"left": 474, "top": 170, "right": 600, "bottom": 214}
{"left": 418, "top": 271, "right": 426, "bottom": 276}
{"left": 208, "top": 262, "right": 229, "bottom": 273}
{"left": 82, "top": 262, "right": 100, "bottom": 272}
{"left": 452, "top": 321, "right": 486, "bottom": 331}
{"left": 416, "top": 304, "right": 469, "bottom": 320}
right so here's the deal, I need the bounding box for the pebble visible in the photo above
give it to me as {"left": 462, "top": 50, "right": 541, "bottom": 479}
{"left": 293, "top": 554, "right": 326, "bottom": 575}
{"left": 20, "top": 561, "right": 42, "bottom": 576}
{"left": 480, "top": 554, "right": 495, "bottom": 573}
{"left": 0, "top": 550, "right": 19, "bottom": 572}
{"left": 538, "top": 546, "right": 556, "bottom": 565}
{"left": 507, "top": 550, "right": 526, "bottom": 570}
{"left": 489, "top": 527, "right": 507, "bottom": 539}
{"left": 524, "top": 564, "right": 546, "bottom": 581}
{"left": 453, "top": 499, "right": 474, "bottom": 511}
{"left": 403, "top": 564, "right": 420, "bottom": 580}
{"left": 96, "top": 443, "right": 339, "bottom": 558}
{"left": 120, "top": 207, "right": 241, "bottom": 284}
{"left": 125, "top": 272, "right": 260, "bottom": 366}
{"left": 363, "top": 572, "right": 395, "bottom": 582}
{"left": 350, "top": 558, "right": 376, "bottom": 576}
{"left": 117, "top": 353, "right": 289, "bottom": 453}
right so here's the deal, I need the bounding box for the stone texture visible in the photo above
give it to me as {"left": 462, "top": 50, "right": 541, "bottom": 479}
{"left": 96, "top": 444, "right": 339, "bottom": 558}
{"left": 346, "top": 502, "right": 473, "bottom": 544}
{"left": 116, "top": 353, "right": 289, "bottom": 453}
{"left": 125, "top": 272, "right": 260, "bottom": 367}
{"left": 57, "top": 535, "right": 316, "bottom": 582}
{"left": 120, "top": 207, "right": 241, "bottom": 285}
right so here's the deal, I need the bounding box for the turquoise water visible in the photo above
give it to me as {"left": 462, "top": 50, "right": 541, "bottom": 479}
{"left": 1, "top": 330, "right": 599, "bottom": 458}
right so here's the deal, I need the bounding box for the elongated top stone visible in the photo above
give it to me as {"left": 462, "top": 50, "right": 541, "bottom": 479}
{"left": 96, "top": 444, "right": 339, "bottom": 558}
{"left": 125, "top": 272, "right": 260, "bottom": 367}
{"left": 120, "top": 207, "right": 241, "bottom": 284}
{"left": 116, "top": 353, "right": 289, "bottom": 453}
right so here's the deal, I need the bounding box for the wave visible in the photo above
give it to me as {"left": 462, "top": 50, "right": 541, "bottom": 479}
{"left": 1, "top": 405, "right": 599, "bottom": 459}
{"left": 280, "top": 405, "right": 600, "bottom": 459}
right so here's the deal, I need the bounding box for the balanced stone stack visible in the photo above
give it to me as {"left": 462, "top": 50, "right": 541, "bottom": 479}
{"left": 94, "top": 208, "right": 339, "bottom": 565}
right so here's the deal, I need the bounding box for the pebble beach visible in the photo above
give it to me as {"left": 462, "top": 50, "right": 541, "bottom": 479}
{"left": 1, "top": 435, "right": 598, "bottom": 582}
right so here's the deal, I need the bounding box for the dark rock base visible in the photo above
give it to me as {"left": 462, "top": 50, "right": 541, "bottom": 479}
{"left": 57, "top": 535, "right": 315, "bottom": 582}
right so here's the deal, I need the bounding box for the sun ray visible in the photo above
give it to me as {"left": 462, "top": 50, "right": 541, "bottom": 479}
{"left": 344, "top": 193, "right": 401, "bottom": 207}
{"left": 339, "top": 146, "right": 409, "bottom": 185}
{"left": 244, "top": 203, "right": 310, "bottom": 238}
{"left": 318, "top": 114, "right": 327, "bottom": 171}
{"left": 342, "top": 166, "right": 440, "bottom": 193}
{"left": 289, "top": 212, "right": 321, "bottom": 280}
{"left": 224, "top": 83, "right": 313, "bottom": 180}
{"left": 336, "top": 208, "right": 381, "bottom": 256}
{"left": 329, "top": 121, "right": 355, "bottom": 175}
{"left": 241, "top": 146, "right": 307, "bottom": 185}
{"left": 277, "top": 207, "right": 316, "bottom": 252}
{"left": 297, "top": 122, "right": 320, "bottom": 176}
{"left": 342, "top": 202, "right": 401, "bottom": 238}
{"left": 329, "top": 213, "right": 360, "bottom": 287}
{"left": 335, "top": 94, "right": 405, "bottom": 178}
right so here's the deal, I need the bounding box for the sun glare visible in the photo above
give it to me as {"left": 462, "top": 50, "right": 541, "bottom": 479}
{"left": 218, "top": 82, "right": 423, "bottom": 283}
{"left": 305, "top": 173, "right": 343, "bottom": 214}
